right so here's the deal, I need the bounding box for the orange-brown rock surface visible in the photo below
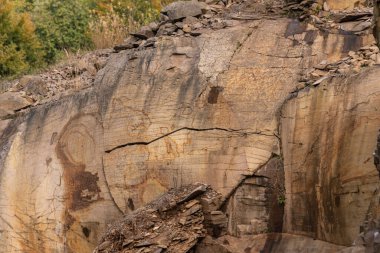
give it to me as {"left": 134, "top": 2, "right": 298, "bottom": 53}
{"left": 0, "top": 0, "right": 380, "bottom": 252}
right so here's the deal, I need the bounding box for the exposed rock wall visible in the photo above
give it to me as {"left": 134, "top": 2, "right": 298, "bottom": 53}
{"left": 281, "top": 68, "right": 380, "bottom": 245}
{"left": 0, "top": 0, "right": 380, "bottom": 252}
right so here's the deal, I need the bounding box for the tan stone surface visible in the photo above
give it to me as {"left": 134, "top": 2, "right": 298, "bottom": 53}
{"left": 325, "top": 0, "right": 367, "bottom": 11}
{"left": 0, "top": 92, "right": 31, "bottom": 118}
{"left": 0, "top": 12, "right": 377, "bottom": 253}
{"left": 281, "top": 68, "right": 380, "bottom": 245}
{"left": 0, "top": 93, "right": 122, "bottom": 253}
{"left": 196, "top": 233, "right": 348, "bottom": 253}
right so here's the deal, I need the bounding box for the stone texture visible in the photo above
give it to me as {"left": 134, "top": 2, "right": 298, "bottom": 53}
{"left": 325, "top": 0, "right": 367, "bottom": 10}
{"left": 0, "top": 91, "right": 31, "bottom": 118}
{"left": 162, "top": 1, "right": 204, "bottom": 21}
{"left": 93, "top": 184, "right": 220, "bottom": 253}
{"left": 0, "top": 1, "right": 379, "bottom": 252}
{"left": 195, "top": 233, "right": 348, "bottom": 253}
{"left": 281, "top": 68, "right": 380, "bottom": 245}
{"left": 226, "top": 157, "right": 284, "bottom": 236}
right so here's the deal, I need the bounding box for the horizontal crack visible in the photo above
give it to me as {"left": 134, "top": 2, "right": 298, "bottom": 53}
{"left": 105, "top": 127, "right": 275, "bottom": 153}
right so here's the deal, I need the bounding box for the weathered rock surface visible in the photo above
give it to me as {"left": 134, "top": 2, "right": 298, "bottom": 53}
{"left": 162, "top": 1, "right": 205, "bottom": 21}
{"left": 0, "top": 92, "right": 32, "bottom": 118}
{"left": 1, "top": 0, "right": 380, "bottom": 252}
{"left": 195, "top": 233, "right": 348, "bottom": 253}
{"left": 93, "top": 183, "right": 224, "bottom": 253}
{"left": 281, "top": 67, "right": 380, "bottom": 245}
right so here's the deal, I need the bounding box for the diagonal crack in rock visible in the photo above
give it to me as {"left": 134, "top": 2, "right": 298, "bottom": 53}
{"left": 105, "top": 127, "right": 276, "bottom": 153}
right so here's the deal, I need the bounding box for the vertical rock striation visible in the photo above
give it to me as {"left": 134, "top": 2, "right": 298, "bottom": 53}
{"left": 0, "top": 0, "right": 380, "bottom": 252}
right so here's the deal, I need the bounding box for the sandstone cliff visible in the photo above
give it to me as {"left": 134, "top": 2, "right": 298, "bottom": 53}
{"left": 0, "top": 0, "right": 380, "bottom": 252}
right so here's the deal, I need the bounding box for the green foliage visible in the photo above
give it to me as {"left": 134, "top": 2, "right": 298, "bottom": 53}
{"left": 0, "top": 0, "right": 44, "bottom": 77}
{"left": 0, "top": 0, "right": 176, "bottom": 78}
{"left": 32, "top": 0, "right": 93, "bottom": 63}
{"left": 278, "top": 195, "right": 286, "bottom": 205}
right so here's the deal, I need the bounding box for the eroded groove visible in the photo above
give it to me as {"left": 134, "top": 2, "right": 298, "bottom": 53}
{"left": 105, "top": 127, "right": 275, "bottom": 153}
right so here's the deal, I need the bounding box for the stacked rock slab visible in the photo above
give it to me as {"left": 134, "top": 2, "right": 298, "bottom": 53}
{"left": 0, "top": 0, "right": 380, "bottom": 252}
{"left": 93, "top": 184, "right": 224, "bottom": 253}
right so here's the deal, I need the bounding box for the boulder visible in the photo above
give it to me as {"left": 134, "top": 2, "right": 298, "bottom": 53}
{"left": 130, "top": 26, "right": 155, "bottom": 40}
{"left": 162, "top": 1, "right": 205, "bottom": 20}
{"left": 0, "top": 92, "right": 31, "bottom": 118}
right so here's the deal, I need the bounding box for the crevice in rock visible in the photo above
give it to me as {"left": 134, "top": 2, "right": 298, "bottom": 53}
{"left": 219, "top": 154, "right": 285, "bottom": 236}
{"left": 218, "top": 155, "right": 276, "bottom": 211}
{"left": 105, "top": 127, "right": 276, "bottom": 153}
{"left": 100, "top": 155, "right": 124, "bottom": 215}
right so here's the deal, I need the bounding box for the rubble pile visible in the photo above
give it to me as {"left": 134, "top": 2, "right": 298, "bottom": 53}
{"left": 94, "top": 184, "right": 228, "bottom": 253}
{"left": 298, "top": 44, "right": 380, "bottom": 89}
{"left": 0, "top": 49, "right": 111, "bottom": 113}
{"left": 283, "top": 0, "right": 373, "bottom": 35}
{"left": 114, "top": 0, "right": 235, "bottom": 52}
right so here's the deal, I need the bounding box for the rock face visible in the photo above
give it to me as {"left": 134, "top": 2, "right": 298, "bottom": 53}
{"left": 1, "top": 0, "right": 380, "bottom": 252}
{"left": 281, "top": 68, "right": 380, "bottom": 245}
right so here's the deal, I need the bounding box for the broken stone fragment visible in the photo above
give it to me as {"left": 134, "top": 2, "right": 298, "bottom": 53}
{"left": 162, "top": 1, "right": 204, "bottom": 21}
{"left": 312, "top": 76, "right": 329, "bottom": 86}
{"left": 177, "top": 29, "right": 185, "bottom": 35}
{"left": 148, "top": 22, "right": 159, "bottom": 32}
{"left": 153, "top": 248, "right": 164, "bottom": 253}
{"left": 183, "top": 24, "right": 192, "bottom": 33}
{"left": 178, "top": 184, "right": 208, "bottom": 204}
{"left": 186, "top": 199, "right": 200, "bottom": 209}
{"left": 183, "top": 16, "right": 199, "bottom": 26}
{"left": 332, "top": 12, "right": 372, "bottom": 23}
{"left": 157, "top": 23, "right": 177, "bottom": 36}
{"left": 175, "top": 22, "right": 184, "bottom": 29}
{"left": 98, "top": 240, "right": 111, "bottom": 251}
{"left": 184, "top": 204, "right": 202, "bottom": 216}
{"left": 122, "top": 240, "right": 133, "bottom": 248}
{"left": 314, "top": 60, "right": 328, "bottom": 70}
{"left": 114, "top": 37, "right": 139, "bottom": 52}
{"left": 340, "top": 20, "right": 372, "bottom": 33}
{"left": 190, "top": 31, "right": 202, "bottom": 37}
{"left": 134, "top": 241, "right": 155, "bottom": 248}
{"left": 130, "top": 26, "right": 155, "bottom": 40}
{"left": 0, "top": 91, "right": 32, "bottom": 118}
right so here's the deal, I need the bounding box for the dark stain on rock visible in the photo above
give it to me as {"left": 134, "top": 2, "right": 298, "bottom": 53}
{"left": 127, "top": 197, "right": 135, "bottom": 211}
{"left": 260, "top": 233, "right": 282, "bottom": 253}
{"left": 0, "top": 117, "right": 23, "bottom": 178}
{"left": 64, "top": 211, "right": 76, "bottom": 231}
{"left": 208, "top": 86, "right": 224, "bottom": 104}
{"left": 292, "top": 39, "right": 300, "bottom": 46}
{"left": 335, "top": 195, "right": 340, "bottom": 207}
{"left": 56, "top": 114, "right": 101, "bottom": 211}
{"left": 82, "top": 226, "right": 91, "bottom": 238}
{"left": 285, "top": 20, "right": 307, "bottom": 37}
{"left": 304, "top": 30, "right": 318, "bottom": 45}
{"left": 340, "top": 31, "right": 363, "bottom": 53}
{"left": 259, "top": 157, "right": 285, "bottom": 233}
{"left": 375, "top": 2, "right": 380, "bottom": 47}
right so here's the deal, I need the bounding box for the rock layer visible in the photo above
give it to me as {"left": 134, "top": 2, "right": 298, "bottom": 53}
{"left": 281, "top": 68, "right": 380, "bottom": 245}
{"left": 0, "top": 0, "right": 380, "bottom": 252}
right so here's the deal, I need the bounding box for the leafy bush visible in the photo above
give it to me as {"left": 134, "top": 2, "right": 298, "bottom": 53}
{"left": 0, "top": 0, "right": 44, "bottom": 77}
{"left": 32, "top": 0, "right": 93, "bottom": 63}
{"left": 0, "top": 0, "right": 177, "bottom": 78}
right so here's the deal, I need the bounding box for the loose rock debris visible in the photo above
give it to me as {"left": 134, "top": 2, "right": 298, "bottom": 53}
{"left": 93, "top": 183, "right": 228, "bottom": 253}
